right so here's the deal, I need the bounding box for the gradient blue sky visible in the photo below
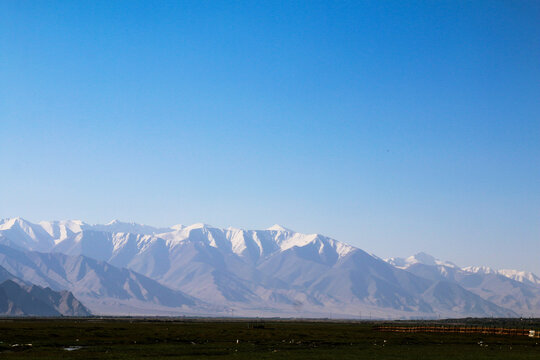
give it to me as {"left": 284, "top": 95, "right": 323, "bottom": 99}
{"left": 1, "top": 1, "right": 539, "bottom": 272}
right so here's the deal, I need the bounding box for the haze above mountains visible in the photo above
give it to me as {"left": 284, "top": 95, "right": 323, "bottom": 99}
{"left": 0, "top": 217, "right": 538, "bottom": 319}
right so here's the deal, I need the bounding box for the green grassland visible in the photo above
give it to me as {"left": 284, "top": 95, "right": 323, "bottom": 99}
{"left": 0, "top": 318, "right": 539, "bottom": 359}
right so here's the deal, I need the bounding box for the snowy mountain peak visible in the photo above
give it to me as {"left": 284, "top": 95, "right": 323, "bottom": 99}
{"left": 386, "top": 252, "right": 456, "bottom": 269}
{"left": 170, "top": 224, "right": 185, "bottom": 231}
{"left": 266, "top": 224, "right": 294, "bottom": 232}
{"left": 38, "top": 220, "right": 88, "bottom": 243}
{"left": 0, "top": 217, "right": 32, "bottom": 230}
{"left": 409, "top": 252, "right": 438, "bottom": 266}
{"left": 105, "top": 219, "right": 146, "bottom": 227}
{"left": 0, "top": 217, "right": 54, "bottom": 251}
{"left": 185, "top": 222, "right": 212, "bottom": 230}
{"left": 463, "top": 266, "right": 496, "bottom": 274}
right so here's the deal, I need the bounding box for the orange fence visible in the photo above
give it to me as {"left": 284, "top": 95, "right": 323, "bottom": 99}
{"left": 374, "top": 325, "right": 540, "bottom": 338}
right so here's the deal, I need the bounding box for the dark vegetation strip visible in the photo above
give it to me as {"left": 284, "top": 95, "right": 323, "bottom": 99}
{"left": 0, "top": 318, "right": 538, "bottom": 359}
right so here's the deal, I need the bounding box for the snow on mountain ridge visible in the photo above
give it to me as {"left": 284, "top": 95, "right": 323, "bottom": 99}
{"left": 464, "top": 266, "right": 540, "bottom": 287}
{"left": 2, "top": 218, "right": 536, "bottom": 281}
{"left": 266, "top": 224, "right": 294, "bottom": 232}
{"left": 388, "top": 253, "right": 540, "bottom": 291}
{"left": 92, "top": 219, "right": 171, "bottom": 235}
{"left": 386, "top": 252, "right": 457, "bottom": 269}
{"left": 39, "top": 220, "right": 88, "bottom": 244}
{"left": 498, "top": 269, "right": 540, "bottom": 286}
{"left": 0, "top": 217, "right": 54, "bottom": 251}
{"left": 463, "top": 265, "right": 496, "bottom": 274}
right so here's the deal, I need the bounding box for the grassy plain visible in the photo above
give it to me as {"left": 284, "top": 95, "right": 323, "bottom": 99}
{"left": 0, "top": 318, "right": 539, "bottom": 359}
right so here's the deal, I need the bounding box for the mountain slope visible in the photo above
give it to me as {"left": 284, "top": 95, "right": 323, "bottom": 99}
{"left": 0, "top": 279, "right": 91, "bottom": 316}
{"left": 0, "top": 244, "right": 204, "bottom": 315}
{"left": 421, "top": 281, "right": 515, "bottom": 318}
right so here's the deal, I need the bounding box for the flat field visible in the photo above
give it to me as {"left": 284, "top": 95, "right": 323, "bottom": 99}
{"left": 0, "top": 318, "right": 539, "bottom": 359}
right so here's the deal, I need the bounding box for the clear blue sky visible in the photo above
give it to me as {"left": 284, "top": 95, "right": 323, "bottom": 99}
{"left": 1, "top": 1, "right": 539, "bottom": 272}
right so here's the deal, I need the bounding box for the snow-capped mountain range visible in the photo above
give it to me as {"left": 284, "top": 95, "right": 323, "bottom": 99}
{"left": 386, "top": 253, "right": 540, "bottom": 317}
{"left": 386, "top": 252, "right": 540, "bottom": 288}
{"left": 0, "top": 217, "right": 538, "bottom": 318}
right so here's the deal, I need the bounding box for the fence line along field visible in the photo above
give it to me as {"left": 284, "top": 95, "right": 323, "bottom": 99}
{"left": 0, "top": 318, "right": 539, "bottom": 359}
{"left": 375, "top": 325, "right": 540, "bottom": 337}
